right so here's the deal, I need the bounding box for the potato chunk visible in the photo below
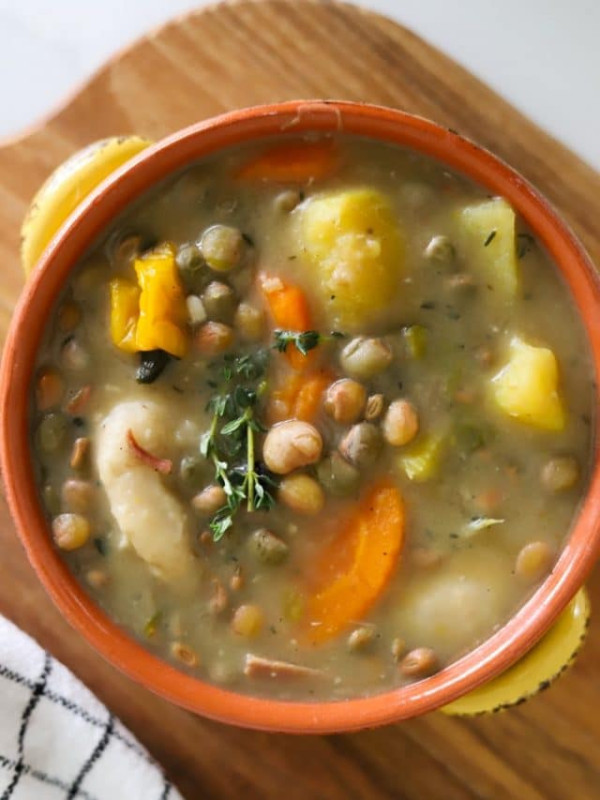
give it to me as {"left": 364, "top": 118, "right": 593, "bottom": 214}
{"left": 491, "top": 336, "right": 566, "bottom": 430}
{"left": 459, "top": 197, "right": 519, "bottom": 299}
{"left": 296, "top": 188, "right": 403, "bottom": 330}
{"left": 393, "top": 547, "right": 514, "bottom": 661}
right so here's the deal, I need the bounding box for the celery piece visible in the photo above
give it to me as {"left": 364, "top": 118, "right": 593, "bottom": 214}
{"left": 402, "top": 325, "right": 428, "bottom": 359}
{"left": 396, "top": 433, "right": 444, "bottom": 482}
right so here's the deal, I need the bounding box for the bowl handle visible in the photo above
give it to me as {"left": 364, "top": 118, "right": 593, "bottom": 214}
{"left": 21, "top": 137, "right": 152, "bottom": 275}
{"left": 441, "top": 586, "right": 590, "bottom": 716}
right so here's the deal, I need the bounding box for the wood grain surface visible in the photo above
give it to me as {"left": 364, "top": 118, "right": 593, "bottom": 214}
{"left": 1, "top": 2, "right": 599, "bottom": 798}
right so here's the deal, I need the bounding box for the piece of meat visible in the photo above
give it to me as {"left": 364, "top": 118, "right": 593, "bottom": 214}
{"left": 244, "top": 654, "right": 323, "bottom": 680}
{"left": 126, "top": 429, "right": 173, "bottom": 474}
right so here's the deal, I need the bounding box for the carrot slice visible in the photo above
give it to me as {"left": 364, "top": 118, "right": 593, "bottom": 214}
{"left": 259, "top": 272, "right": 333, "bottom": 422}
{"left": 258, "top": 272, "right": 313, "bottom": 370}
{"left": 258, "top": 272, "right": 311, "bottom": 330}
{"left": 267, "top": 372, "right": 302, "bottom": 424}
{"left": 293, "top": 370, "right": 332, "bottom": 421}
{"left": 268, "top": 369, "right": 332, "bottom": 424}
{"left": 235, "top": 140, "right": 339, "bottom": 183}
{"left": 304, "top": 481, "right": 405, "bottom": 644}
{"left": 65, "top": 385, "right": 91, "bottom": 415}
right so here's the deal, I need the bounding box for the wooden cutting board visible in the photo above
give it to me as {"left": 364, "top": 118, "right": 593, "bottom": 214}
{"left": 1, "top": 2, "right": 599, "bottom": 798}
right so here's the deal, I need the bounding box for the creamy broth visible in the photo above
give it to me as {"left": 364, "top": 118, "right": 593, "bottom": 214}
{"left": 31, "top": 136, "right": 594, "bottom": 700}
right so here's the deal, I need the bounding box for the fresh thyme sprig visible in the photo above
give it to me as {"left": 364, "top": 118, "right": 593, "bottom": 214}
{"left": 273, "top": 329, "right": 345, "bottom": 356}
{"left": 200, "top": 350, "right": 276, "bottom": 541}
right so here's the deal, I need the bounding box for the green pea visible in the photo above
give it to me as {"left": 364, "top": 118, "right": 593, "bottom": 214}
{"left": 37, "top": 413, "right": 68, "bottom": 453}
{"left": 113, "top": 234, "right": 142, "bottom": 266}
{"left": 282, "top": 588, "right": 304, "bottom": 622}
{"left": 248, "top": 528, "right": 289, "bottom": 565}
{"left": 176, "top": 242, "right": 205, "bottom": 291}
{"left": 42, "top": 484, "right": 61, "bottom": 515}
{"left": 402, "top": 325, "right": 428, "bottom": 359}
{"left": 201, "top": 281, "right": 236, "bottom": 323}
{"left": 199, "top": 225, "right": 243, "bottom": 272}
{"left": 176, "top": 242, "right": 204, "bottom": 273}
{"left": 423, "top": 234, "right": 455, "bottom": 263}
{"left": 453, "top": 422, "right": 494, "bottom": 455}
{"left": 317, "top": 452, "right": 361, "bottom": 497}
{"left": 180, "top": 455, "right": 207, "bottom": 487}
{"left": 338, "top": 423, "right": 382, "bottom": 470}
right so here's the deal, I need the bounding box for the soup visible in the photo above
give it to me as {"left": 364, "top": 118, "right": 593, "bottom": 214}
{"left": 31, "top": 136, "right": 593, "bottom": 700}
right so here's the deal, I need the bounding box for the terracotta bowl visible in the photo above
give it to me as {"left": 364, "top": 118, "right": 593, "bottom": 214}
{"left": 2, "top": 101, "right": 600, "bottom": 733}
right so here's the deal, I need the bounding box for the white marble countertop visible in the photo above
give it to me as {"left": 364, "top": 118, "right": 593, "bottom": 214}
{"left": 1, "top": 0, "right": 598, "bottom": 170}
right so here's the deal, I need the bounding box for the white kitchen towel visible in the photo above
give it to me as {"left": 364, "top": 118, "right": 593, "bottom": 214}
{"left": 0, "top": 615, "right": 183, "bottom": 800}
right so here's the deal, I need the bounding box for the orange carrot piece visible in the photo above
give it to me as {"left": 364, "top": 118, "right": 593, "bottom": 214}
{"left": 258, "top": 272, "right": 313, "bottom": 370}
{"left": 235, "top": 140, "right": 339, "bottom": 183}
{"left": 292, "top": 370, "right": 332, "bottom": 421}
{"left": 259, "top": 272, "right": 333, "bottom": 421}
{"left": 258, "top": 272, "right": 311, "bottom": 330}
{"left": 65, "top": 385, "right": 91, "bottom": 415}
{"left": 303, "top": 482, "right": 405, "bottom": 644}
{"left": 267, "top": 372, "right": 303, "bottom": 424}
{"left": 268, "top": 369, "right": 332, "bottom": 424}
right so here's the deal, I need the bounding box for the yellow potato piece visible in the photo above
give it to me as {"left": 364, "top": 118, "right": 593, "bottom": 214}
{"left": 459, "top": 197, "right": 519, "bottom": 299}
{"left": 296, "top": 188, "right": 403, "bottom": 330}
{"left": 491, "top": 336, "right": 566, "bottom": 430}
{"left": 394, "top": 547, "right": 515, "bottom": 662}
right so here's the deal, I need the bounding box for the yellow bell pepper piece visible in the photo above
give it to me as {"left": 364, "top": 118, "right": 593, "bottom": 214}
{"left": 109, "top": 278, "right": 140, "bottom": 353}
{"left": 134, "top": 242, "right": 188, "bottom": 357}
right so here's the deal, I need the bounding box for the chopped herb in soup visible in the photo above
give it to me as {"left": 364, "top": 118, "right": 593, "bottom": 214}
{"left": 31, "top": 136, "right": 594, "bottom": 700}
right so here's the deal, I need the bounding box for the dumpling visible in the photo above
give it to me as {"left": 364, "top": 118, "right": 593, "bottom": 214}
{"left": 95, "top": 400, "right": 196, "bottom": 583}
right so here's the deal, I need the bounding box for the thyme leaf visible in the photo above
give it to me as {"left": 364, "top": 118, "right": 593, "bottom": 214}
{"left": 202, "top": 350, "right": 276, "bottom": 541}
{"left": 273, "top": 329, "right": 345, "bottom": 355}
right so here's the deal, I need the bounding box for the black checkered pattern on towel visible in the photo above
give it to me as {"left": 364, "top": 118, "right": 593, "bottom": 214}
{"left": 0, "top": 616, "right": 180, "bottom": 800}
